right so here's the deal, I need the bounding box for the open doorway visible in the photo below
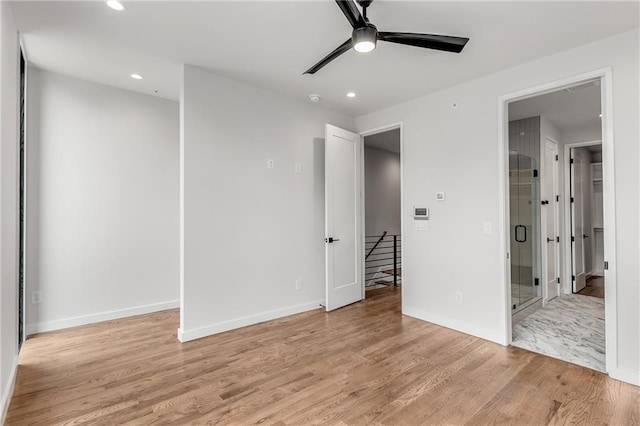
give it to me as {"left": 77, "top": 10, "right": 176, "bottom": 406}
{"left": 569, "top": 143, "right": 605, "bottom": 298}
{"left": 362, "top": 127, "right": 402, "bottom": 295}
{"left": 503, "top": 76, "right": 612, "bottom": 373}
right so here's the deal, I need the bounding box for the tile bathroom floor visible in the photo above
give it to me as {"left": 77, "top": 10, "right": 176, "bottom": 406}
{"left": 512, "top": 293, "right": 605, "bottom": 372}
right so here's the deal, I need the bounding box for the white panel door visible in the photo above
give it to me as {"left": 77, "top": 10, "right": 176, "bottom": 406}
{"left": 325, "top": 124, "right": 362, "bottom": 311}
{"left": 571, "top": 149, "right": 586, "bottom": 292}
{"left": 543, "top": 138, "right": 559, "bottom": 301}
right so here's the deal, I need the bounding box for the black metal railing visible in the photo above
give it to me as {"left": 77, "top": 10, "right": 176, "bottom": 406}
{"left": 364, "top": 233, "right": 401, "bottom": 288}
{"left": 365, "top": 231, "right": 387, "bottom": 260}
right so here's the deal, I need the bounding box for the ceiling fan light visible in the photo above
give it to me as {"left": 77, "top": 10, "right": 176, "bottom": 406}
{"left": 352, "top": 25, "right": 377, "bottom": 53}
{"left": 354, "top": 41, "right": 376, "bottom": 53}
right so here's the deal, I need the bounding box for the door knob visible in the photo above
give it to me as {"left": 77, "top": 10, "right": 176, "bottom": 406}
{"left": 325, "top": 237, "right": 340, "bottom": 243}
{"left": 583, "top": 234, "right": 589, "bottom": 239}
{"left": 547, "top": 238, "right": 554, "bottom": 243}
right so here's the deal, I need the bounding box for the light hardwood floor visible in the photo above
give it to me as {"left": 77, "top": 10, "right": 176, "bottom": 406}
{"left": 577, "top": 276, "right": 605, "bottom": 299}
{"left": 6, "top": 287, "right": 639, "bottom": 425}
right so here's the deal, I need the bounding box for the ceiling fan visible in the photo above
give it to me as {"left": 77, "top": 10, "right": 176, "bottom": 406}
{"left": 304, "top": 0, "right": 470, "bottom": 75}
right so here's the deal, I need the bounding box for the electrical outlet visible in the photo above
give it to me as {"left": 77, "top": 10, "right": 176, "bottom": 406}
{"left": 267, "top": 159, "right": 275, "bottom": 169}
{"left": 295, "top": 279, "right": 302, "bottom": 290}
{"left": 295, "top": 162, "right": 302, "bottom": 174}
{"left": 455, "top": 291, "right": 463, "bottom": 304}
{"left": 482, "top": 222, "right": 492, "bottom": 235}
{"left": 31, "top": 290, "right": 42, "bottom": 304}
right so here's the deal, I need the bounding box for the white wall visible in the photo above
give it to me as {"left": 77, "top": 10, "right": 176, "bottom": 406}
{"left": 0, "top": 2, "right": 20, "bottom": 421}
{"left": 179, "top": 65, "right": 354, "bottom": 341}
{"left": 26, "top": 69, "right": 179, "bottom": 333}
{"left": 364, "top": 146, "right": 401, "bottom": 236}
{"left": 355, "top": 29, "right": 639, "bottom": 384}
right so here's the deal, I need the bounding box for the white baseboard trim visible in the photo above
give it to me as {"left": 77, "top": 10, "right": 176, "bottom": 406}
{"left": 403, "top": 306, "right": 506, "bottom": 346}
{"left": 26, "top": 300, "right": 180, "bottom": 335}
{"left": 178, "top": 299, "right": 324, "bottom": 342}
{"left": 1, "top": 354, "right": 18, "bottom": 424}
{"left": 608, "top": 367, "right": 640, "bottom": 387}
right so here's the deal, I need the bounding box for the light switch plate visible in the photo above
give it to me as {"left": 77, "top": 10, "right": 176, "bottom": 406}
{"left": 482, "top": 222, "right": 492, "bottom": 235}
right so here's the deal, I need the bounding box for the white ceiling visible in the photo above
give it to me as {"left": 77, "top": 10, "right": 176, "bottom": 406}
{"left": 509, "top": 79, "right": 601, "bottom": 134}
{"left": 11, "top": 1, "right": 640, "bottom": 117}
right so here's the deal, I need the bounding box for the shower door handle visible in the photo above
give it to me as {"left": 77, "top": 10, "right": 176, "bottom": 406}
{"left": 515, "top": 225, "right": 527, "bottom": 243}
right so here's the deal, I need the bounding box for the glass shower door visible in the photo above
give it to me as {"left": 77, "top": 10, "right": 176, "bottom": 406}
{"left": 510, "top": 153, "right": 540, "bottom": 310}
{"left": 508, "top": 116, "right": 541, "bottom": 313}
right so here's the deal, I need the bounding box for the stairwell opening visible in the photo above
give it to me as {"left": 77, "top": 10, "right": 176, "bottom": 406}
{"left": 362, "top": 127, "right": 402, "bottom": 295}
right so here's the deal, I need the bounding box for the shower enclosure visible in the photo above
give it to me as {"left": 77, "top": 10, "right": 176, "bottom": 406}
{"left": 509, "top": 117, "right": 541, "bottom": 312}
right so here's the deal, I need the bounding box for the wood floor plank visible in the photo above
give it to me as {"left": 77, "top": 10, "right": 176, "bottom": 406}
{"left": 5, "top": 287, "right": 639, "bottom": 425}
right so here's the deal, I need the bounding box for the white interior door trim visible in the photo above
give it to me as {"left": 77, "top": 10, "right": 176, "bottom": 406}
{"left": 359, "top": 122, "right": 404, "bottom": 301}
{"left": 497, "top": 67, "right": 617, "bottom": 378}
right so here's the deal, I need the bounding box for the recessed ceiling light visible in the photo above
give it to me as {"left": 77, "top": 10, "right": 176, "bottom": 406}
{"left": 308, "top": 94, "right": 321, "bottom": 103}
{"left": 130, "top": 74, "right": 143, "bottom": 80}
{"left": 106, "top": 0, "right": 125, "bottom": 11}
{"left": 346, "top": 92, "right": 356, "bottom": 98}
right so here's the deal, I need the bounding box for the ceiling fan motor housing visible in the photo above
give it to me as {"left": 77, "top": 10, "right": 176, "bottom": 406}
{"left": 352, "top": 24, "right": 378, "bottom": 50}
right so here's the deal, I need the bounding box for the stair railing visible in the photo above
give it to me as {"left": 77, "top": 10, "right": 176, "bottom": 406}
{"left": 364, "top": 233, "right": 401, "bottom": 288}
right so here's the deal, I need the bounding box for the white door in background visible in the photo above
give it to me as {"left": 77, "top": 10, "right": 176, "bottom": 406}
{"left": 543, "top": 138, "right": 559, "bottom": 301}
{"left": 324, "top": 124, "right": 362, "bottom": 311}
{"left": 571, "top": 149, "right": 587, "bottom": 293}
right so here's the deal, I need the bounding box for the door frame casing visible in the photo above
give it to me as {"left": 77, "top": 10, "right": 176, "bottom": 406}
{"left": 358, "top": 122, "right": 404, "bottom": 301}
{"left": 541, "top": 136, "right": 560, "bottom": 304}
{"left": 563, "top": 140, "right": 602, "bottom": 295}
{"left": 497, "top": 67, "right": 617, "bottom": 376}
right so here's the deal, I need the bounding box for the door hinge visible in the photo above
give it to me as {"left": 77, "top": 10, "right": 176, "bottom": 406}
{"left": 533, "top": 169, "right": 539, "bottom": 178}
{"left": 557, "top": 277, "right": 560, "bottom": 284}
{"left": 572, "top": 275, "right": 576, "bottom": 281}
{"left": 556, "top": 195, "right": 559, "bottom": 202}
{"left": 556, "top": 236, "right": 560, "bottom": 243}
{"left": 571, "top": 236, "right": 575, "bottom": 242}
{"left": 570, "top": 158, "right": 574, "bottom": 164}
{"left": 555, "top": 154, "right": 559, "bottom": 161}
{"left": 534, "top": 278, "right": 540, "bottom": 286}
{"left": 571, "top": 197, "right": 574, "bottom": 203}
{"left": 513, "top": 304, "right": 516, "bottom": 310}
{"left": 604, "top": 261, "right": 609, "bottom": 270}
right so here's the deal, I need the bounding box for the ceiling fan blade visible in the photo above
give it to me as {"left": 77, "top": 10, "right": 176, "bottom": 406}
{"left": 335, "top": 0, "right": 366, "bottom": 29}
{"left": 378, "top": 32, "right": 469, "bottom": 53}
{"left": 303, "top": 39, "right": 353, "bottom": 75}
